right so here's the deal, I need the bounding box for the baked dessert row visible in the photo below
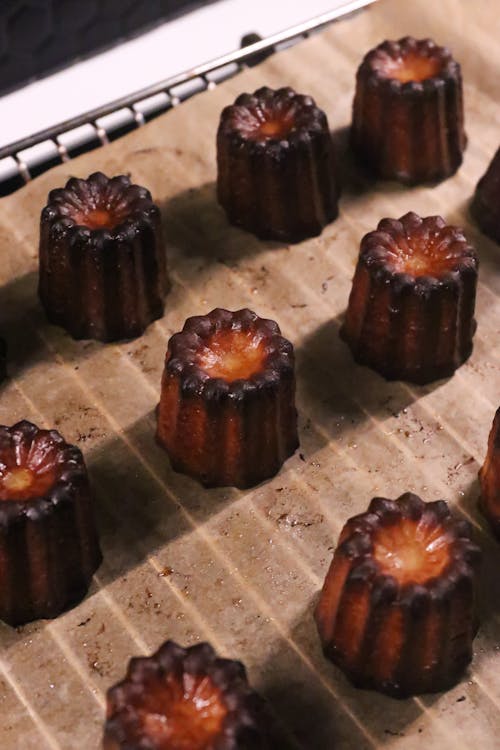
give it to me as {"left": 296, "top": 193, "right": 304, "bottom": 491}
{"left": 31, "top": 152, "right": 485, "bottom": 485}
{"left": 1, "top": 367, "right": 498, "bottom": 619}
{"left": 0, "top": 426, "right": 491, "bottom": 745}
{"left": 216, "top": 36, "right": 467, "bottom": 242}
{"left": 1, "top": 200, "right": 496, "bottom": 625}
{"left": 155, "top": 197, "right": 480, "bottom": 482}
{"left": 102, "top": 492, "right": 482, "bottom": 748}
{"left": 1, "top": 31, "right": 500, "bottom": 750}
{"left": 36, "top": 163, "right": 483, "bottom": 383}
{"left": 0, "top": 402, "right": 497, "bottom": 747}
{"left": 8, "top": 35, "right": 494, "bottom": 359}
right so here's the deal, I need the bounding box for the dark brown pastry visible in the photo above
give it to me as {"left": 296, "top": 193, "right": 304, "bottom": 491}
{"left": 471, "top": 146, "right": 500, "bottom": 243}
{"left": 0, "top": 420, "right": 101, "bottom": 626}
{"left": 39, "top": 171, "right": 169, "bottom": 342}
{"left": 352, "top": 37, "right": 466, "bottom": 184}
{"left": 217, "top": 86, "right": 339, "bottom": 242}
{"left": 315, "top": 493, "right": 480, "bottom": 698}
{"left": 479, "top": 407, "right": 500, "bottom": 539}
{"left": 104, "top": 640, "right": 268, "bottom": 749}
{"left": 340, "top": 212, "right": 478, "bottom": 384}
{"left": 156, "top": 308, "right": 298, "bottom": 488}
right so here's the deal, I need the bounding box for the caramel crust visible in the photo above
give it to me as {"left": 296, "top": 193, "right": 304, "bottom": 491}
{"left": 357, "top": 37, "right": 459, "bottom": 88}
{"left": 218, "top": 86, "right": 330, "bottom": 151}
{"left": 104, "top": 641, "right": 268, "bottom": 750}
{"left": 341, "top": 212, "right": 478, "bottom": 384}
{"left": 479, "top": 407, "right": 500, "bottom": 539}
{"left": 471, "top": 145, "right": 500, "bottom": 243}
{"left": 352, "top": 37, "right": 466, "bottom": 184}
{"left": 0, "top": 421, "right": 101, "bottom": 626}
{"left": 156, "top": 308, "right": 298, "bottom": 488}
{"left": 165, "top": 308, "right": 294, "bottom": 397}
{"left": 217, "top": 86, "right": 339, "bottom": 242}
{"left": 315, "top": 493, "right": 481, "bottom": 698}
{"left": 39, "top": 171, "right": 169, "bottom": 342}
{"left": 357, "top": 213, "right": 477, "bottom": 281}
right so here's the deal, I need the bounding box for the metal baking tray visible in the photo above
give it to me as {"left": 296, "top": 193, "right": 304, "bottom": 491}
{"left": 2, "top": 0, "right": 499, "bottom": 747}
{"left": 0, "top": 0, "right": 377, "bottom": 196}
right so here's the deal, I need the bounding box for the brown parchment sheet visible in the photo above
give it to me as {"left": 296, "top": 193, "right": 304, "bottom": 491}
{"left": 1, "top": 0, "right": 500, "bottom": 747}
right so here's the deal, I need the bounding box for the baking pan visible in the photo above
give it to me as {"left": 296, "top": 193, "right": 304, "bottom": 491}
{"left": 0, "top": 0, "right": 499, "bottom": 747}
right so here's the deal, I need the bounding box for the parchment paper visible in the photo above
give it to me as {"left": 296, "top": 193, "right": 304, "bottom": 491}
{"left": 0, "top": 0, "right": 499, "bottom": 747}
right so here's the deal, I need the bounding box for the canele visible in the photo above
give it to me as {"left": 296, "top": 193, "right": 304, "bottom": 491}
{"left": 352, "top": 37, "right": 466, "bottom": 184}
{"left": 0, "top": 420, "right": 101, "bottom": 626}
{"left": 104, "top": 640, "right": 269, "bottom": 749}
{"left": 315, "top": 493, "right": 481, "bottom": 697}
{"left": 471, "top": 146, "right": 500, "bottom": 243}
{"left": 341, "top": 212, "right": 478, "bottom": 384}
{"left": 156, "top": 308, "right": 298, "bottom": 488}
{"left": 479, "top": 407, "right": 500, "bottom": 539}
{"left": 39, "top": 172, "right": 169, "bottom": 342}
{"left": 217, "top": 86, "right": 339, "bottom": 242}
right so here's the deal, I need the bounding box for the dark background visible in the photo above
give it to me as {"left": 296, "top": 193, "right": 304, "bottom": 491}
{"left": 0, "top": 0, "right": 214, "bottom": 95}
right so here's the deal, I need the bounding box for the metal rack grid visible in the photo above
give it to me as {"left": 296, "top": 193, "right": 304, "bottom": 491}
{"left": 0, "top": 0, "right": 377, "bottom": 196}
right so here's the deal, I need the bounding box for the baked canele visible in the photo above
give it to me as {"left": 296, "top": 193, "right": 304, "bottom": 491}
{"left": 471, "top": 146, "right": 500, "bottom": 243}
{"left": 217, "top": 86, "right": 339, "bottom": 242}
{"left": 315, "top": 493, "right": 481, "bottom": 698}
{"left": 103, "top": 640, "right": 268, "bottom": 750}
{"left": 340, "top": 212, "right": 478, "bottom": 384}
{"left": 0, "top": 421, "right": 101, "bottom": 626}
{"left": 479, "top": 407, "right": 500, "bottom": 539}
{"left": 352, "top": 37, "right": 466, "bottom": 184}
{"left": 39, "top": 171, "right": 169, "bottom": 342}
{"left": 156, "top": 308, "right": 298, "bottom": 488}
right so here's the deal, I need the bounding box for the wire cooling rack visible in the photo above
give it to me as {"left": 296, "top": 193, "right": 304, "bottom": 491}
{"left": 0, "top": 0, "right": 377, "bottom": 196}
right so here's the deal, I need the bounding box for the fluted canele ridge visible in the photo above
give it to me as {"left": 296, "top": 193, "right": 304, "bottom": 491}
{"left": 479, "top": 407, "right": 500, "bottom": 539}
{"left": 352, "top": 37, "right": 466, "bottom": 184}
{"left": 104, "top": 640, "right": 269, "bottom": 749}
{"left": 217, "top": 86, "right": 339, "bottom": 242}
{"left": 39, "top": 171, "right": 169, "bottom": 342}
{"left": 471, "top": 145, "right": 500, "bottom": 243}
{"left": 156, "top": 308, "right": 299, "bottom": 488}
{"left": 315, "top": 492, "right": 481, "bottom": 698}
{"left": 0, "top": 420, "right": 101, "bottom": 626}
{"left": 340, "top": 212, "right": 478, "bottom": 384}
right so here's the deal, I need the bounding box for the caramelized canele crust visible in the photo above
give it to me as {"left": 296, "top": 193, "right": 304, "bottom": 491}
{"left": 156, "top": 308, "right": 298, "bottom": 488}
{"left": 217, "top": 86, "right": 339, "bottom": 242}
{"left": 479, "top": 407, "right": 500, "bottom": 539}
{"left": 315, "top": 493, "right": 481, "bottom": 698}
{"left": 104, "top": 641, "right": 268, "bottom": 750}
{"left": 471, "top": 146, "right": 500, "bottom": 243}
{"left": 39, "top": 171, "right": 169, "bottom": 342}
{"left": 0, "top": 421, "right": 101, "bottom": 626}
{"left": 340, "top": 212, "right": 478, "bottom": 384}
{"left": 352, "top": 37, "right": 466, "bottom": 184}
